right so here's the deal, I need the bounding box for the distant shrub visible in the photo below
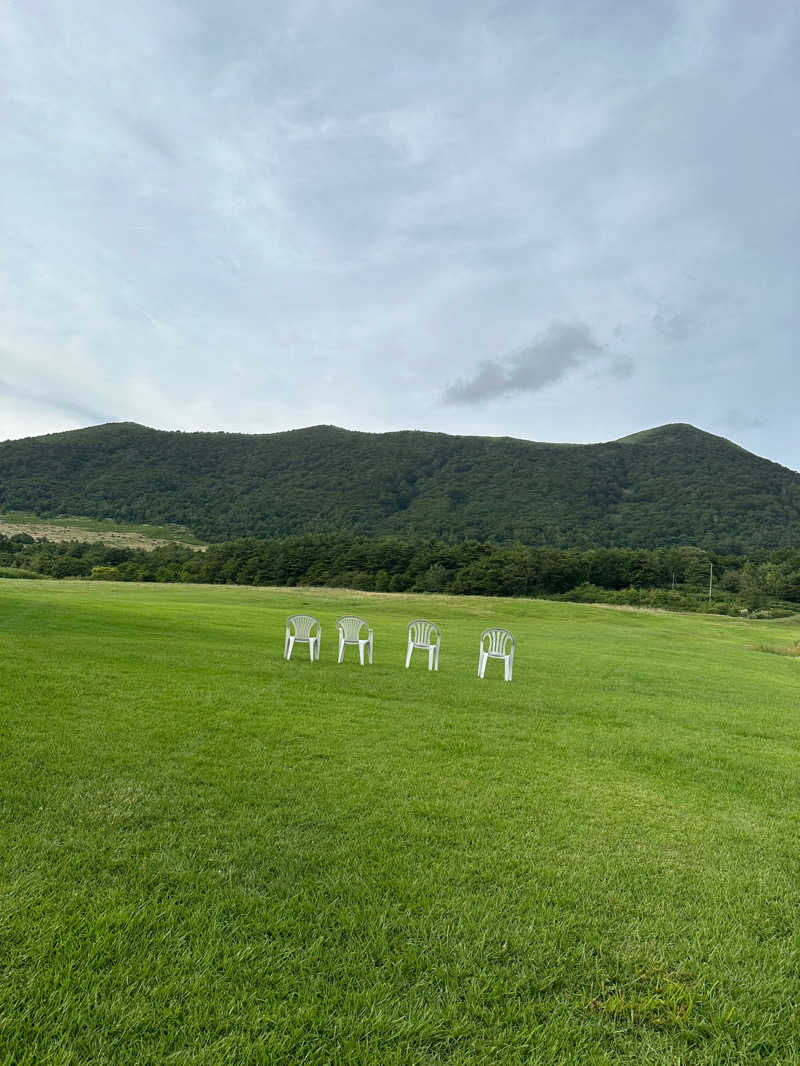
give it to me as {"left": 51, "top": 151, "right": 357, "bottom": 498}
{"left": 553, "top": 582, "right": 783, "bottom": 617}
{"left": 90, "top": 566, "right": 121, "bottom": 581}
{"left": 758, "top": 642, "right": 800, "bottom": 657}
{"left": 0, "top": 566, "right": 45, "bottom": 580}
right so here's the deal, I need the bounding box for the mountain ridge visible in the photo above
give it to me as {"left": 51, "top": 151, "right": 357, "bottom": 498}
{"left": 0, "top": 421, "right": 798, "bottom": 550}
{"left": 5, "top": 418, "right": 757, "bottom": 448}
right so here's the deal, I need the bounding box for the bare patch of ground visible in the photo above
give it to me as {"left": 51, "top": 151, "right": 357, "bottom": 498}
{"left": 0, "top": 521, "right": 205, "bottom": 552}
{"left": 588, "top": 603, "right": 672, "bottom": 615}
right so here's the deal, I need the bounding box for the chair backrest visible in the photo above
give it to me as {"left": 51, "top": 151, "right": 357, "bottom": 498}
{"left": 337, "top": 615, "right": 369, "bottom": 640}
{"left": 481, "top": 628, "right": 514, "bottom": 655}
{"left": 287, "top": 614, "right": 320, "bottom": 638}
{"left": 408, "top": 619, "right": 440, "bottom": 646}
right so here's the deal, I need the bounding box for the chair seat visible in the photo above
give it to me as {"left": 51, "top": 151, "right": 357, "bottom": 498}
{"left": 284, "top": 614, "right": 321, "bottom": 662}
{"left": 336, "top": 616, "right": 373, "bottom": 665}
{"left": 405, "top": 620, "right": 441, "bottom": 671}
{"left": 478, "top": 627, "right": 514, "bottom": 681}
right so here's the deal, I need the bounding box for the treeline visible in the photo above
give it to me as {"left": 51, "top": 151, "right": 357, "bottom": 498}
{"left": 3, "top": 532, "right": 800, "bottom": 614}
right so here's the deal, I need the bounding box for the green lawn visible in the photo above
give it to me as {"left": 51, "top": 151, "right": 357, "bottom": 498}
{"left": 1, "top": 579, "right": 799, "bottom": 1065}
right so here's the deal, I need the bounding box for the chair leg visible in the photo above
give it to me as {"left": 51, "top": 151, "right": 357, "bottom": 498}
{"left": 368, "top": 637, "right": 373, "bottom": 665}
{"left": 478, "top": 650, "right": 486, "bottom": 678}
{"left": 428, "top": 645, "right": 434, "bottom": 671}
{"left": 308, "top": 638, "right": 315, "bottom": 661}
{"left": 358, "top": 642, "right": 365, "bottom": 665}
{"left": 405, "top": 643, "right": 413, "bottom": 668}
{"left": 337, "top": 637, "right": 344, "bottom": 663}
{"left": 287, "top": 635, "right": 295, "bottom": 661}
{"left": 434, "top": 645, "right": 439, "bottom": 671}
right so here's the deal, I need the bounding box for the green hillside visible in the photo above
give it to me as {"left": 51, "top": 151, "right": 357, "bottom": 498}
{"left": 1, "top": 421, "right": 799, "bottom": 550}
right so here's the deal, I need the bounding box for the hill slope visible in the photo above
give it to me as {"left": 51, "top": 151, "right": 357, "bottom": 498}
{"left": 1, "top": 421, "right": 799, "bottom": 550}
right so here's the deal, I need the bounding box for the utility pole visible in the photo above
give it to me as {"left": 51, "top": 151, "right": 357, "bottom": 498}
{"left": 708, "top": 561, "right": 713, "bottom": 600}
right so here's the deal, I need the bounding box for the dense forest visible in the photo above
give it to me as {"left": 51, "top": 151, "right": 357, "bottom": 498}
{"left": 3, "top": 532, "right": 799, "bottom": 615}
{"left": 1, "top": 421, "right": 800, "bottom": 550}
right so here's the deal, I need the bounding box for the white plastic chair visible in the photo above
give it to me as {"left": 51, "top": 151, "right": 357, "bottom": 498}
{"left": 336, "top": 616, "right": 373, "bottom": 665}
{"left": 284, "top": 614, "right": 321, "bottom": 661}
{"left": 478, "top": 628, "right": 515, "bottom": 681}
{"left": 405, "top": 620, "right": 441, "bottom": 671}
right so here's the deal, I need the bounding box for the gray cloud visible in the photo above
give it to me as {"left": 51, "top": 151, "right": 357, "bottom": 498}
{"left": 442, "top": 322, "right": 620, "bottom": 405}
{"left": 652, "top": 311, "right": 697, "bottom": 343}
{"left": 608, "top": 355, "right": 636, "bottom": 380}
{"left": 723, "top": 410, "right": 767, "bottom": 432}
{"left": 0, "top": 376, "right": 113, "bottom": 428}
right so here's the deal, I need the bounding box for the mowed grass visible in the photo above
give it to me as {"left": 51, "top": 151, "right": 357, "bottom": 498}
{"left": 1, "top": 580, "right": 800, "bottom": 1065}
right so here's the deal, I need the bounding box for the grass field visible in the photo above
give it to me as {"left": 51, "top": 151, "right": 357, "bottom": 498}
{"left": 1, "top": 579, "right": 800, "bottom": 1065}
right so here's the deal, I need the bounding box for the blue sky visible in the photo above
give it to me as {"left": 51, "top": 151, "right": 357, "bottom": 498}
{"left": 2, "top": 0, "right": 799, "bottom": 467}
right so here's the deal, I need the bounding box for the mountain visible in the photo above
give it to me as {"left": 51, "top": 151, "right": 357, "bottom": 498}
{"left": 0, "top": 421, "right": 798, "bottom": 550}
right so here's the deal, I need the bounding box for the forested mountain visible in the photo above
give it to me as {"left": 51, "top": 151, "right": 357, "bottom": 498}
{"left": 1, "top": 421, "right": 799, "bottom": 550}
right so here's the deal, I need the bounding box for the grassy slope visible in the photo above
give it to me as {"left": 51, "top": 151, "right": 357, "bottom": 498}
{"left": 1, "top": 580, "right": 799, "bottom": 1064}
{"left": 0, "top": 510, "right": 204, "bottom": 547}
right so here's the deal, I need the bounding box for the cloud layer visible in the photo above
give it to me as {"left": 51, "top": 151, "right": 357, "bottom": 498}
{"left": 442, "top": 322, "right": 627, "bottom": 405}
{"left": 1, "top": 1, "right": 799, "bottom": 467}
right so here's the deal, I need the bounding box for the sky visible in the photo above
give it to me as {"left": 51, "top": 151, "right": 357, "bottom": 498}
{"left": 2, "top": 0, "right": 799, "bottom": 468}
